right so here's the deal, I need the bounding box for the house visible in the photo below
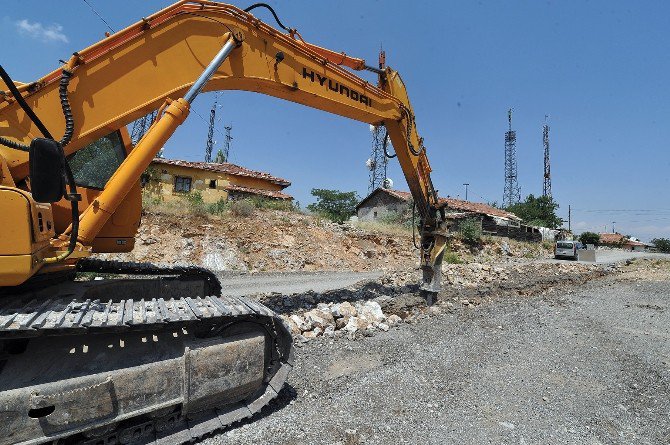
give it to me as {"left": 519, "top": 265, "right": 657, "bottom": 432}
{"left": 355, "top": 188, "right": 544, "bottom": 242}
{"left": 144, "top": 158, "right": 292, "bottom": 203}
{"left": 599, "top": 233, "right": 648, "bottom": 251}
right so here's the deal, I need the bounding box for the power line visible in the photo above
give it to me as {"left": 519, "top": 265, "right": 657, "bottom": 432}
{"left": 82, "top": 0, "right": 115, "bottom": 33}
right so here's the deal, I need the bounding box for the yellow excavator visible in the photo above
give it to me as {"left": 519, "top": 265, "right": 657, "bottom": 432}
{"left": 0, "top": 2, "right": 448, "bottom": 443}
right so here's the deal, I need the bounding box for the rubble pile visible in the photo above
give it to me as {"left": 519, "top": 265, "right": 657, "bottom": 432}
{"left": 282, "top": 300, "right": 405, "bottom": 342}
{"left": 273, "top": 260, "right": 605, "bottom": 344}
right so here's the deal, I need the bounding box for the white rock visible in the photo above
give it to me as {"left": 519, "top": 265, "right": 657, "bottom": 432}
{"left": 290, "top": 314, "right": 311, "bottom": 332}
{"left": 378, "top": 323, "right": 389, "bottom": 332}
{"left": 387, "top": 314, "right": 402, "bottom": 325}
{"left": 282, "top": 316, "right": 301, "bottom": 336}
{"left": 356, "top": 301, "right": 386, "bottom": 324}
{"left": 343, "top": 316, "right": 370, "bottom": 333}
{"left": 331, "top": 301, "right": 357, "bottom": 318}
{"left": 304, "top": 309, "right": 334, "bottom": 329}
{"left": 323, "top": 325, "right": 335, "bottom": 338}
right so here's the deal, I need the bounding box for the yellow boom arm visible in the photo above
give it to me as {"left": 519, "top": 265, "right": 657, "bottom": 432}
{"left": 0, "top": 1, "right": 447, "bottom": 294}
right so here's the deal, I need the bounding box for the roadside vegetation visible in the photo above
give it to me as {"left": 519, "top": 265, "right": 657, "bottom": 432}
{"left": 505, "top": 194, "right": 562, "bottom": 228}
{"left": 306, "top": 188, "right": 359, "bottom": 223}
{"left": 651, "top": 238, "right": 670, "bottom": 253}
{"left": 142, "top": 190, "right": 298, "bottom": 218}
{"left": 579, "top": 231, "right": 600, "bottom": 246}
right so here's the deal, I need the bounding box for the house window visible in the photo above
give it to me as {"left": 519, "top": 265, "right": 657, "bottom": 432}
{"left": 174, "top": 176, "right": 192, "bottom": 192}
{"left": 140, "top": 173, "right": 150, "bottom": 187}
{"left": 209, "top": 179, "right": 217, "bottom": 189}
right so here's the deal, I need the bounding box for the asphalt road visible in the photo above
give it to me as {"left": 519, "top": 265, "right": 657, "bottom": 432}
{"left": 550, "top": 249, "right": 668, "bottom": 265}
{"left": 205, "top": 272, "right": 670, "bottom": 445}
{"left": 217, "top": 271, "right": 382, "bottom": 297}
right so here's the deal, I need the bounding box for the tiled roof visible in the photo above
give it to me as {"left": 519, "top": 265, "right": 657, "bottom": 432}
{"left": 357, "top": 188, "right": 520, "bottom": 221}
{"left": 224, "top": 184, "right": 293, "bottom": 200}
{"left": 440, "top": 197, "right": 521, "bottom": 221}
{"left": 599, "top": 233, "right": 625, "bottom": 244}
{"left": 151, "top": 158, "right": 290, "bottom": 187}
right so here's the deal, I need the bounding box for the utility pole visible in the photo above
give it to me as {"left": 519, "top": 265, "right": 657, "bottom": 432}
{"left": 463, "top": 183, "right": 469, "bottom": 201}
{"left": 503, "top": 108, "right": 521, "bottom": 207}
{"left": 568, "top": 204, "right": 571, "bottom": 232}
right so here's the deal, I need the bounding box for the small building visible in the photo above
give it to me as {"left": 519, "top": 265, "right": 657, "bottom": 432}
{"left": 355, "top": 188, "right": 543, "bottom": 242}
{"left": 599, "top": 233, "right": 648, "bottom": 251}
{"left": 144, "top": 158, "right": 292, "bottom": 203}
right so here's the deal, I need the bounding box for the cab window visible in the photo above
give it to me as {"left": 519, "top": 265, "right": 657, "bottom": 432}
{"left": 67, "top": 131, "right": 126, "bottom": 189}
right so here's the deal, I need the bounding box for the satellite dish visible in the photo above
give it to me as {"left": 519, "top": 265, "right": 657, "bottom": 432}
{"left": 383, "top": 178, "right": 393, "bottom": 188}
{"left": 369, "top": 124, "right": 376, "bottom": 133}
{"left": 365, "top": 158, "right": 375, "bottom": 170}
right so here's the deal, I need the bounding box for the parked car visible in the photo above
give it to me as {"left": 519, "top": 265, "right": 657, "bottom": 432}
{"left": 554, "top": 240, "right": 584, "bottom": 260}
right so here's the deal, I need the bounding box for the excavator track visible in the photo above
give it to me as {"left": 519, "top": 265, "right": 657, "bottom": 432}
{"left": 0, "top": 260, "right": 294, "bottom": 445}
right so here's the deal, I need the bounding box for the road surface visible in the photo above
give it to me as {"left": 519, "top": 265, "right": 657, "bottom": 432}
{"left": 217, "top": 270, "right": 382, "bottom": 297}
{"left": 205, "top": 269, "right": 670, "bottom": 445}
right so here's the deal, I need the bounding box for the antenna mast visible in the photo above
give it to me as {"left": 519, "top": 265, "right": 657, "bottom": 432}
{"left": 367, "top": 47, "right": 390, "bottom": 193}
{"left": 130, "top": 111, "right": 157, "bottom": 146}
{"left": 542, "top": 115, "right": 552, "bottom": 198}
{"left": 205, "top": 96, "right": 218, "bottom": 162}
{"left": 503, "top": 108, "right": 521, "bottom": 207}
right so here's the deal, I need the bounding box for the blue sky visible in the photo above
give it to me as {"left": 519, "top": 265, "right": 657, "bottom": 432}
{"left": 2, "top": 1, "right": 669, "bottom": 240}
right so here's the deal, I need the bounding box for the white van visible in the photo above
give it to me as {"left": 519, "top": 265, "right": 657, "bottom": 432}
{"left": 554, "top": 240, "right": 584, "bottom": 260}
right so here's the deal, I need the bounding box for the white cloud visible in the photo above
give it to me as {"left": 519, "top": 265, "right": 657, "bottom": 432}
{"left": 16, "top": 19, "right": 68, "bottom": 43}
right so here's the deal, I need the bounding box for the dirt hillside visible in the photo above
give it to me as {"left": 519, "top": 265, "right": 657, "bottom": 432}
{"left": 97, "top": 208, "right": 552, "bottom": 272}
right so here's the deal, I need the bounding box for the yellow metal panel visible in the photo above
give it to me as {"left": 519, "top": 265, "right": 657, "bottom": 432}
{"left": 0, "top": 254, "right": 36, "bottom": 287}
{"left": 0, "top": 188, "right": 33, "bottom": 255}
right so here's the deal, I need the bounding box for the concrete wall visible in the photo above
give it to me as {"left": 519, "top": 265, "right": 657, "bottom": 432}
{"left": 357, "top": 193, "right": 408, "bottom": 221}
{"left": 482, "top": 217, "right": 543, "bottom": 242}
{"left": 144, "top": 164, "right": 285, "bottom": 204}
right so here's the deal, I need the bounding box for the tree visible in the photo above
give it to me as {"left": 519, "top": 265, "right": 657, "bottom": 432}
{"left": 579, "top": 231, "right": 600, "bottom": 246}
{"left": 505, "top": 194, "right": 562, "bottom": 229}
{"left": 651, "top": 238, "right": 670, "bottom": 253}
{"left": 306, "top": 189, "right": 359, "bottom": 223}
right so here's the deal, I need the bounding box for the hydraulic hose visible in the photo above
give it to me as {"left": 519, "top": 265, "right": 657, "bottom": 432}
{"left": 382, "top": 128, "right": 396, "bottom": 158}
{"left": 0, "top": 68, "right": 74, "bottom": 150}
{"left": 0, "top": 64, "right": 80, "bottom": 263}
{"left": 244, "top": 3, "right": 291, "bottom": 32}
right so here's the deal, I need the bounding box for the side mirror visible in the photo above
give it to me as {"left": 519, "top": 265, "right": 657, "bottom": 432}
{"left": 29, "top": 138, "right": 65, "bottom": 203}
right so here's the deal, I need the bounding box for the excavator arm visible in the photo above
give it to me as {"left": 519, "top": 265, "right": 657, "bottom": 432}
{"left": 0, "top": 1, "right": 447, "bottom": 295}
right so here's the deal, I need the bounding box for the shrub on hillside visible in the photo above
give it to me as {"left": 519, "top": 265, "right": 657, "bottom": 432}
{"left": 306, "top": 188, "right": 359, "bottom": 223}
{"left": 230, "top": 199, "right": 255, "bottom": 217}
{"left": 458, "top": 218, "right": 482, "bottom": 244}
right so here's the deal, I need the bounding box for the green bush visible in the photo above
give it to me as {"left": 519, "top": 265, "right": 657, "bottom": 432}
{"left": 651, "top": 238, "right": 670, "bottom": 253}
{"left": 443, "top": 250, "right": 463, "bottom": 264}
{"left": 579, "top": 231, "right": 600, "bottom": 246}
{"left": 306, "top": 188, "right": 359, "bottom": 223}
{"left": 207, "top": 198, "right": 229, "bottom": 215}
{"left": 230, "top": 199, "right": 255, "bottom": 217}
{"left": 458, "top": 218, "right": 482, "bottom": 244}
